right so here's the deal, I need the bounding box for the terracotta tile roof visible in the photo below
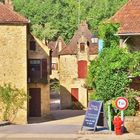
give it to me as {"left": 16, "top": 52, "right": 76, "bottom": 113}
{"left": 48, "top": 41, "right": 56, "bottom": 50}
{"left": 48, "top": 36, "right": 66, "bottom": 57}
{"left": 0, "top": 2, "right": 29, "bottom": 24}
{"left": 111, "top": 0, "right": 140, "bottom": 34}
{"left": 60, "top": 21, "right": 98, "bottom": 55}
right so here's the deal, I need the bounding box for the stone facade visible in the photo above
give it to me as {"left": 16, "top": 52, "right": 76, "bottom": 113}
{"left": 124, "top": 116, "right": 140, "bottom": 134}
{"left": 27, "top": 34, "right": 50, "bottom": 118}
{"left": 59, "top": 43, "right": 98, "bottom": 109}
{"left": 0, "top": 24, "right": 28, "bottom": 124}
{"left": 51, "top": 57, "right": 59, "bottom": 80}
{"left": 59, "top": 22, "right": 98, "bottom": 109}
{"left": 0, "top": 2, "right": 51, "bottom": 124}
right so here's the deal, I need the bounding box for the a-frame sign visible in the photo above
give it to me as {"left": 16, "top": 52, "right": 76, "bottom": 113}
{"left": 81, "top": 101, "right": 103, "bottom": 131}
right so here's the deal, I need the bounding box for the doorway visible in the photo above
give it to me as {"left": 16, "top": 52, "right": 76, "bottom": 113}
{"left": 29, "top": 88, "right": 41, "bottom": 117}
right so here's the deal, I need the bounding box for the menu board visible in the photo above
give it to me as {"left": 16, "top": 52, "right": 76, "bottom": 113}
{"left": 82, "top": 101, "right": 103, "bottom": 131}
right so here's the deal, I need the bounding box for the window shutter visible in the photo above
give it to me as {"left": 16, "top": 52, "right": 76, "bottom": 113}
{"left": 78, "top": 60, "right": 87, "bottom": 78}
{"left": 42, "top": 59, "right": 47, "bottom": 79}
{"left": 27, "top": 59, "right": 30, "bottom": 79}
{"left": 49, "top": 50, "right": 52, "bottom": 75}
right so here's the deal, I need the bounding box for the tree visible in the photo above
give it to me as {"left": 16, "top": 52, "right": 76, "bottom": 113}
{"left": 98, "top": 22, "right": 120, "bottom": 48}
{"left": 88, "top": 47, "right": 140, "bottom": 115}
{"left": 12, "top": 0, "right": 128, "bottom": 42}
{"left": 0, "top": 0, "right": 4, "bottom": 3}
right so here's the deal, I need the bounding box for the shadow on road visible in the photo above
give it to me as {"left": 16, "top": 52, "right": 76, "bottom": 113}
{"left": 28, "top": 110, "right": 85, "bottom": 124}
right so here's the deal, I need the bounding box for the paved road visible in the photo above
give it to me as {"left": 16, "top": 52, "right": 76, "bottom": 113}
{"left": 0, "top": 110, "right": 139, "bottom": 140}
{"left": 0, "top": 110, "right": 85, "bottom": 134}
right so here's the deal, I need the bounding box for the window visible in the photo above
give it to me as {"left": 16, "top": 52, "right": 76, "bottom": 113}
{"left": 78, "top": 60, "right": 87, "bottom": 78}
{"left": 28, "top": 59, "right": 47, "bottom": 82}
{"left": 30, "top": 41, "right": 36, "bottom": 51}
{"left": 80, "top": 43, "right": 85, "bottom": 52}
{"left": 29, "top": 60, "right": 41, "bottom": 81}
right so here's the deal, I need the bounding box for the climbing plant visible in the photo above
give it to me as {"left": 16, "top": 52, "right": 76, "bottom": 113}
{"left": 98, "top": 22, "right": 120, "bottom": 49}
{"left": 88, "top": 47, "right": 140, "bottom": 115}
{"left": 0, "top": 84, "right": 28, "bottom": 121}
{"left": 88, "top": 47, "right": 140, "bottom": 100}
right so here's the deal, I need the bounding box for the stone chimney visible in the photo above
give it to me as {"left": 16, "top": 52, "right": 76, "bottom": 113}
{"left": 58, "top": 39, "right": 62, "bottom": 52}
{"left": 5, "top": 0, "right": 14, "bottom": 10}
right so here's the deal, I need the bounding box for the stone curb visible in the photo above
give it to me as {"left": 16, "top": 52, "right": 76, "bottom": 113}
{"left": 78, "top": 130, "right": 114, "bottom": 135}
{"left": 0, "top": 121, "right": 11, "bottom": 127}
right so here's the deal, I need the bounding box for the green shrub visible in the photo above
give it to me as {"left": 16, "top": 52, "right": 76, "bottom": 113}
{"left": 0, "top": 84, "right": 28, "bottom": 121}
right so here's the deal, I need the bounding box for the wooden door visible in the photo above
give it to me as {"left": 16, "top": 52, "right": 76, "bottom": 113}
{"left": 29, "top": 88, "right": 41, "bottom": 117}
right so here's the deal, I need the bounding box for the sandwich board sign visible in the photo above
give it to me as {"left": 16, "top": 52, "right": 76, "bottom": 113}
{"left": 81, "top": 101, "right": 103, "bottom": 131}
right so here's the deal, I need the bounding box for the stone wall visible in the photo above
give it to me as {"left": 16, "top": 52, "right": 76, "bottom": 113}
{"left": 0, "top": 24, "right": 28, "bottom": 124}
{"left": 50, "top": 57, "right": 59, "bottom": 80}
{"left": 59, "top": 55, "right": 88, "bottom": 109}
{"left": 28, "top": 84, "right": 50, "bottom": 117}
{"left": 59, "top": 55, "right": 77, "bottom": 109}
{"left": 28, "top": 34, "right": 50, "bottom": 116}
{"left": 124, "top": 116, "right": 140, "bottom": 134}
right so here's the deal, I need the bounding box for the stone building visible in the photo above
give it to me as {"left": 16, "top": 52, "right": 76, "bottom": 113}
{"left": 111, "top": 0, "right": 140, "bottom": 134}
{"left": 28, "top": 34, "right": 51, "bottom": 118}
{"left": 111, "top": 0, "right": 140, "bottom": 91}
{"left": 59, "top": 22, "right": 98, "bottom": 109}
{"left": 48, "top": 37, "right": 66, "bottom": 80}
{"left": 0, "top": 1, "right": 51, "bottom": 124}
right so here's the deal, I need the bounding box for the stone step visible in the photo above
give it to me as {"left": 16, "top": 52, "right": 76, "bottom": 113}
{"left": 134, "top": 128, "right": 140, "bottom": 135}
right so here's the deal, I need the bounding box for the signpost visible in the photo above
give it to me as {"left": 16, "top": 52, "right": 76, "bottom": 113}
{"left": 81, "top": 101, "right": 103, "bottom": 131}
{"left": 115, "top": 97, "right": 129, "bottom": 133}
{"left": 115, "top": 97, "right": 128, "bottom": 111}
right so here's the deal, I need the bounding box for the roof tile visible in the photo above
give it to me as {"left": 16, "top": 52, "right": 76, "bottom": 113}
{"left": 0, "top": 2, "right": 29, "bottom": 24}
{"left": 111, "top": 0, "right": 140, "bottom": 34}
{"left": 60, "top": 21, "right": 98, "bottom": 55}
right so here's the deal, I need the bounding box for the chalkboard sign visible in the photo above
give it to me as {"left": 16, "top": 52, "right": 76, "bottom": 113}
{"left": 82, "top": 101, "right": 103, "bottom": 131}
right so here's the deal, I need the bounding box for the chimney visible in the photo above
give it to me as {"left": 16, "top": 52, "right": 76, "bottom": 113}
{"left": 58, "top": 39, "right": 62, "bottom": 52}
{"left": 5, "top": 0, "right": 14, "bottom": 10}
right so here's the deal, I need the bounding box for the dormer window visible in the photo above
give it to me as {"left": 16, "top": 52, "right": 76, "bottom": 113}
{"left": 80, "top": 43, "right": 85, "bottom": 52}
{"left": 91, "top": 35, "right": 98, "bottom": 44}
{"left": 30, "top": 41, "right": 36, "bottom": 51}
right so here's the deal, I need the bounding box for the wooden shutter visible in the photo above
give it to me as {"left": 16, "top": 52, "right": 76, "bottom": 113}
{"left": 49, "top": 50, "right": 52, "bottom": 75}
{"left": 71, "top": 88, "right": 79, "bottom": 102}
{"left": 42, "top": 59, "right": 47, "bottom": 78}
{"left": 78, "top": 60, "right": 87, "bottom": 78}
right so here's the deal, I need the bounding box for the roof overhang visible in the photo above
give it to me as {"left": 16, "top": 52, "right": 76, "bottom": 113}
{"left": 115, "top": 33, "right": 140, "bottom": 36}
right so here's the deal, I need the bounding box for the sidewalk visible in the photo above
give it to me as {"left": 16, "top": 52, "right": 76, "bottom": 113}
{"left": 0, "top": 133, "right": 139, "bottom": 140}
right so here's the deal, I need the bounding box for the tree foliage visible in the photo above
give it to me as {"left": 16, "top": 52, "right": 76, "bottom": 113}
{"left": 12, "top": 0, "right": 128, "bottom": 42}
{"left": 88, "top": 47, "right": 140, "bottom": 101}
{"left": 99, "top": 22, "right": 120, "bottom": 48}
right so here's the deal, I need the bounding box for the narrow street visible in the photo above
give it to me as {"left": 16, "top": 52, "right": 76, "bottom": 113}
{"left": 0, "top": 110, "right": 85, "bottom": 134}
{"left": 0, "top": 109, "right": 139, "bottom": 140}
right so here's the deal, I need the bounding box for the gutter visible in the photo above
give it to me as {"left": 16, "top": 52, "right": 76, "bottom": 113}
{"left": 115, "top": 33, "right": 140, "bottom": 36}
